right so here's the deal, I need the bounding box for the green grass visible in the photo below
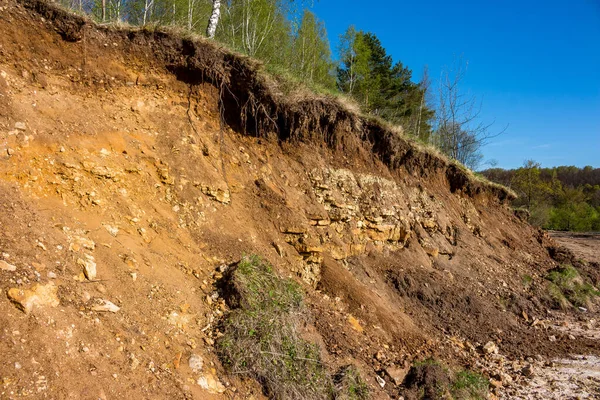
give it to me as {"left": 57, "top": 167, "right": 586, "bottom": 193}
{"left": 217, "top": 255, "right": 369, "bottom": 400}
{"left": 405, "top": 359, "right": 489, "bottom": 400}
{"left": 451, "top": 370, "right": 489, "bottom": 400}
{"left": 545, "top": 264, "right": 600, "bottom": 309}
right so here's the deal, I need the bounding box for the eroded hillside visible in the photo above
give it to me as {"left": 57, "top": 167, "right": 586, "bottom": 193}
{"left": 0, "top": 1, "right": 598, "bottom": 399}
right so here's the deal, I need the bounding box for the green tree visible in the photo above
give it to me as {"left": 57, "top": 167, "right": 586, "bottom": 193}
{"left": 290, "top": 10, "right": 335, "bottom": 89}
{"left": 337, "top": 29, "right": 433, "bottom": 139}
{"left": 511, "top": 160, "right": 549, "bottom": 213}
{"left": 216, "top": 0, "right": 292, "bottom": 64}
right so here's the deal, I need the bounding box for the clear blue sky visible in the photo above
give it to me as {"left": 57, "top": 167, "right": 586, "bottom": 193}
{"left": 309, "top": 0, "right": 600, "bottom": 169}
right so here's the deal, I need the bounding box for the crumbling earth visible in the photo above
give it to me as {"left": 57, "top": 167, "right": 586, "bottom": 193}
{"left": 0, "top": 0, "right": 598, "bottom": 399}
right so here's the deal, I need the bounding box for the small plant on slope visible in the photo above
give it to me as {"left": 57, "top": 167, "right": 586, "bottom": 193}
{"left": 216, "top": 255, "right": 332, "bottom": 400}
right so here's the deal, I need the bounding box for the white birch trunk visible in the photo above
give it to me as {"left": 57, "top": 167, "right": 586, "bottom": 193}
{"left": 206, "top": 0, "right": 221, "bottom": 39}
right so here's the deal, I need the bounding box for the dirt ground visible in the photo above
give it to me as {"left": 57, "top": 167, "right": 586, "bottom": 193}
{"left": 549, "top": 231, "right": 600, "bottom": 264}
{"left": 0, "top": 1, "right": 599, "bottom": 399}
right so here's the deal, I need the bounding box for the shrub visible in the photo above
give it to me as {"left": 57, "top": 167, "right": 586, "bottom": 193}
{"left": 217, "top": 255, "right": 333, "bottom": 400}
{"left": 546, "top": 265, "right": 600, "bottom": 309}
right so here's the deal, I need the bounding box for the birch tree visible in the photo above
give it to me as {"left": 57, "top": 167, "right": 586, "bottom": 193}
{"left": 291, "top": 10, "right": 334, "bottom": 88}
{"left": 206, "top": 0, "right": 221, "bottom": 38}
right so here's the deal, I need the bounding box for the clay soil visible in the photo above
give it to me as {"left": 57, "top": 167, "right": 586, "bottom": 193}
{"left": 0, "top": 1, "right": 599, "bottom": 399}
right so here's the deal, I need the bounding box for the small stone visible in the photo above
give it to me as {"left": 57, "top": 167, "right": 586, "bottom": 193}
{"left": 129, "top": 353, "right": 140, "bottom": 370}
{"left": 490, "top": 378, "right": 502, "bottom": 388}
{"left": 521, "top": 364, "right": 534, "bottom": 377}
{"left": 104, "top": 225, "right": 119, "bottom": 237}
{"left": 347, "top": 315, "right": 363, "bottom": 333}
{"left": 482, "top": 341, "right": 499, "bottom": 354}
{"left": 69, "top": 236, "right": 96, "bottom": 251}
{"left": 375, "top": 375, "right": 386, "bottom": 388}
{"left": 385, "top": 365, "right": 410, "bottom": 386}
{"left": 77, "top": 255, "right": 97, "bottom": 280}
{"left": 14, "top": 122, "right": 26, "bottom": 130}
{"left": 0, "top": 260, "right": 16, "bottom": 271}
{"left": 375, "top": 350, "right": 386, "bottom": 361}
{"left": 568, "top": 334, "right": 576, "bottom": 340}
{"left": 7, "top": 148, "right": 14, "bottom": 156}
{"left": 548, "top": 335, "right": 556, "bottom": 342}
{"left": 273, "top": 242, "right": 286, "bottom": 257}
{"left": 189, "top": 354, "right": 203, "bottom": 372}
{"left": 7, "top": 282, "right": 60, "bottom": 314}
{"left": 91, "top": 299, "right": 120, "bottom": 313}
{"left": 498, "top": 372, "right": 513, "bottom": 385}
{"left": 197, "top": 372, "right": 226, "bottom": 394}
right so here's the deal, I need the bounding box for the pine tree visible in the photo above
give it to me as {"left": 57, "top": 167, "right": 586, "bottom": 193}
{"left": 337, "top": 29, "right": 433, "bottom": 139}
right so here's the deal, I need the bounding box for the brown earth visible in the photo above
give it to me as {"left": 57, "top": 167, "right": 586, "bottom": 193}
{"left": 549, "top": 231, "right": 600, "bottom": 265}
{"left": 0, "top": 1, "right": 598, "bottom": 399}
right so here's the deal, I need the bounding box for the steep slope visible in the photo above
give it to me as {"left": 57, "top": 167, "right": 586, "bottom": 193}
{"left": 0, "top": 1, "right": 598, "bottom": 399}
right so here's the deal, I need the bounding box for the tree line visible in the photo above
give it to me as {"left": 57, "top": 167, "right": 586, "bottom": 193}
{"left": 482, "top": 163, "right": 600, "bottom": 232}
{"left": 60, "top": 0, "right": 500, "bottom": 170}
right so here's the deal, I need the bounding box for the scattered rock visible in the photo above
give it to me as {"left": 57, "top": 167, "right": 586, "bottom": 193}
{"left": 521, "top": 364, "right": 534, "bottom": 377}
{"left": 197, "top": 372, "right": 226, "bottom": 394}
{"left": 0, "top": 260, "right": 16, "bottom": 271}
{"left": 280, "top": 226, "right": 307, "bottom": 234}
{"left": 201, "top": 185, "right": 230, "bottom": 204}
{"left": 77, "top": 255, "right": 97, "bottom": 280}
{"left": 14, "top": 121, "right": 26, "bottom": 130}
{"left": 104, "top": 224, "right": 119, "bottom": 236}
{"left": 347, "top": 315, "right": 363, "bottom": 333}
{"left": 7, "top": 282, "right": 60, "bottom": 314}
{"left": 188, "top": 354, "right": 203, "bottom": 372}
{"left": 91, "top": 299, "right": 120, "bottom": 313}
{"left": 272, "top": 242, "right": 286, "bottom": 257}
{"left": 375, "top": 375, "right": 386, "bottom": 388}
{"left": 129, "top": 353, "right": 140, "bottom": 370}
{"left": 385, "top": 364, "right": 410, "bottom": 386}
{"left": 70, "top": 236, "right": 96, "bottom": 251}
{"left": 482, "top": 341, "right": 499, "bottom": 355}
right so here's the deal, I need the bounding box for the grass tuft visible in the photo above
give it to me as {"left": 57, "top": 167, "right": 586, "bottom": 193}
{"left": 546, "top": 264, "right": 600, "bottom": 309}
{"left": 217, "top": 255, "right": 333, "bottom": 400}
{"left": 451, "top": 370, "right": 488, "bottom": 400}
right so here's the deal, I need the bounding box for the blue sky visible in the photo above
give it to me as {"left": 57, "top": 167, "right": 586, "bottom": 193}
{"left": 310, "top": 0, "right": 600, "bottom": 169}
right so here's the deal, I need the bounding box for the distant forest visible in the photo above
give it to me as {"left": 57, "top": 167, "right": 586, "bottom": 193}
{"left": 482, "top": 163, "right": 600, "bottom": 232}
